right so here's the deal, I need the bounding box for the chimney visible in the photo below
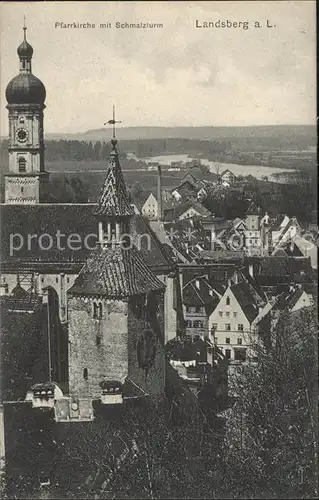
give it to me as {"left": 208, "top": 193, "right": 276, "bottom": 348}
{"left": 195, "top": 279, "right": 200, "bottom": 289}
{"left": 157, "top": 165, "right": 163, "bottom": 220}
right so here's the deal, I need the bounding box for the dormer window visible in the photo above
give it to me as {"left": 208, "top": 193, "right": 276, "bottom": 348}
{"left": 18, "top": 157, "right": 26, "bottom": 172}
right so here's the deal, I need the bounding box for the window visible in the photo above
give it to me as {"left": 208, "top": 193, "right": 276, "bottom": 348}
{"left": 93, "top": 302, "right": 103, "bottom": 320}
{"left": 83, "top": 368, "right": 88, "bottom": 380}
{"left": 237, "top": 338, "right": 242, "bottom": 345}
{"left": 211, "top": 323, "right": 218, "bottom": 330}
{"left": 225, "top": 349, "right": 231, "bottom": 359}
{"left": 194, "top": 320, "right": 204, "bottom": 328}
{"left": 195, "top": 306, "right": 201, "bottom": 313}
{"left": 187, "top": 306, "right": 196, "bottom": 313}
{"left": 219, "top": 311, "right": 223, "bottom": 317}
{"left": 21, "top": 187, "right": 24, "bottom": 193}
{"left": 225, "top": 337, "right": 230, "bottom": 344}
{"left": 41, "top": 277, "right": 44, "bottom": 283}
{"left": 225, "top": 324, "right": 231, "bottom": 331}
{"left": 185, "top": 320, "right": 192, "bottom": 328}
{"left": 233, "top": 312, "right": 237, "bottom": 317}
{"left": 67, "top": 277, "right": 70, "bottom": 283}
{"left": 18, "top": 157, "right": 26, "bottom": 172}
{"left": 226, "top": 312, "right": 230, "bottom": 317}
{"left": 226, "top": 296, "right": 230, "bottom": 305}
{"left": 238, "top": 324, "right": 244, "bottom": 331}
{"left": 234, "top": 348, "right": 246, "bottom": 362}
{"left": 98, "top": 303, "right": 103, "bottom": 319}
{"left": 56, "top": 277, "right": 59, "bottom": 283}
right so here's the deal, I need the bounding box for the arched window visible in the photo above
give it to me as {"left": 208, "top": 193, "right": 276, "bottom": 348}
{"left": 18, "top": 157, "right": 26, "bottom": 172}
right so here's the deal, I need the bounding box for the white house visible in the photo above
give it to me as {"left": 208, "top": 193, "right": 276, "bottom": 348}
{"left": 220, "top": 169, "right": 236, "bottom": 184}
{"left": 208, "top": 281, "right": 266, "bottom": 362}
{"left": 141, "top": 193, "right": 158, "bottom": 220}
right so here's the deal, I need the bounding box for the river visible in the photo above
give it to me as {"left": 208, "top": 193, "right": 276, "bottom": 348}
{"left": 130, "top": 154, "right": 298, "bottom": 181}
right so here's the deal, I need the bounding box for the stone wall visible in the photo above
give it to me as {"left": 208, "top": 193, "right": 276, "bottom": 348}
{"left": 68, "top": 296, "right": 129, "bottom": 398}
{"left": 127, "top": 291, "right": 165, "bottom": 398}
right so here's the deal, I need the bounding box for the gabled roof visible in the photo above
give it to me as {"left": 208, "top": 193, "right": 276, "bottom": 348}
{"left": 68, "top": 244, "right": 164, "bottom": 298}
{"left": 182, "top": 279, "right": 215, "bottom": 307}
{"left": 220, "top": 169, "right": 235, "bottom": 177}
{"left": 274, "top": 286, "right": 308, "bottom": 311}
{"left": 230, "top": 282, "right": 259, "bottom": 323}
{"left": 245, "top": 200, "right": 261, "bottom": 215}
{"left": 95, "top": 143, "right": 134, "bottom": 217}
{"left": 164, "top": 200, "right": 211, "bottom": 221}
{"left": 177, "top": 171, "right": 200, "bottom": 189}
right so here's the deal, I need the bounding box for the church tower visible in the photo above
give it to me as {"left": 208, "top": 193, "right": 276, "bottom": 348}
{"left": 67, "top": 129, "right": 166, "bottom": 402}
{"left": 5, "top": 22, "right": 48, "bottom": 204}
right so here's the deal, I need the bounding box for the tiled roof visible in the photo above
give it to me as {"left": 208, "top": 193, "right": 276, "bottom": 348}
{"left": 0, "top": 292, "right": 41, "bottom": 312}
{"left": 231, "top": 282, "right": 259, "bottom": 323}
{"left": 130, "top": 215, "right": 175, "bottom": 272}
{"left": 164, "top": 201, "right": 211, "bottom": 221}
{"left": 0, "top": 204, "right": 98, "bottom": 266}
{"left": 275, "top": 286, "right": 305, "bottom": 311}
{"left": 95, "top": 148, "right": 134, "bottom": 217}
{"left": 0, "top": 204, "right": 173, "bottom": 273}
{"left": 259, "top": 256, "right": 290, "bottom": 276}
{"left": 199, "top": 250, "right": 245, "bottom": 262}
{"left": 183, "top": 280, "right": 214, "bottom": 307}
{"left": 68, "top": 244, "right": 164, "bottom": 298}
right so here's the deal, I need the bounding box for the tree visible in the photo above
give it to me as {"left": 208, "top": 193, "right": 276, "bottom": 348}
{"left": 221, "top": 306, "right": 318, "bottom": 499}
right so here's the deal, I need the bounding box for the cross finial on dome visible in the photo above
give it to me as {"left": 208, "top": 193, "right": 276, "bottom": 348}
{"left": 104, "top": 104, "right": 122, "bottom": 150}
{"left": 23, "top": 15, "right": 27, "bottom": 40}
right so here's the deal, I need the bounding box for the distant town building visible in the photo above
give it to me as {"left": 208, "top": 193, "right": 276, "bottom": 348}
{"left": 220, "top": 169, "right": 236, "bottom": 185}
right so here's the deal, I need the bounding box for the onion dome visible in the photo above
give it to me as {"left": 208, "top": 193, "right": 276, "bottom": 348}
{"left": 5, "top": 23, "right": 46, "bottom": 106}
{"left": 6, "top": 73, "right": 46, "bottom": 105}
{"left": 17, "top": 38, "right": 34, "bottom": 58}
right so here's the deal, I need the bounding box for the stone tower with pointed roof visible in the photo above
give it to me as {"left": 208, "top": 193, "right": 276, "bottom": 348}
{"left": 67, "top": 137, "right": 166, "bottom": 400}
{"left": 5, "top": 23, "right": 49, "bottom": 204}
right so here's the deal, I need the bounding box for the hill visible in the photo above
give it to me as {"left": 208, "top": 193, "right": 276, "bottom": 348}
{"left": 44, "top": 125, "right": 316, "bottom": 144}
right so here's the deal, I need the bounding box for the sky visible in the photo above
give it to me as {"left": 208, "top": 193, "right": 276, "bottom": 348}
{"left": 0, "top": 1, "right": 316, "bottom": 134}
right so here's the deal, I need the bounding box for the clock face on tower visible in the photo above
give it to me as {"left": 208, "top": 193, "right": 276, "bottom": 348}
{"left": 16, "top": 128, "right": 28, "bottom": 143}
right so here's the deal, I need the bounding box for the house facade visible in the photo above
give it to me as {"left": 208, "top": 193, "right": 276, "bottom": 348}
{"left": 141, "top": 193, "right": 158, "bottom": 220}
{"left": 208, "top": 282, "right": 263, "bottom": 362}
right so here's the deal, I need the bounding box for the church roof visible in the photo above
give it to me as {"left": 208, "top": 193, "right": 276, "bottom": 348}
{"left": 0, "top": 204, "right": 174, "bottom": 274}
{"left": 68, "top": 244, "right": 165, "bottom": 298}
{"left": 130, "top": 215, "right": 175, "bottom": 272}
{"left": 95, "top": 141, "right": 134, "bottom": 217}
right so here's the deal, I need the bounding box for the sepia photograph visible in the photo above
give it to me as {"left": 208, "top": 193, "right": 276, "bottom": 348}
{"left": 0, "top": 1, "right": 317, "bottom": 498}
